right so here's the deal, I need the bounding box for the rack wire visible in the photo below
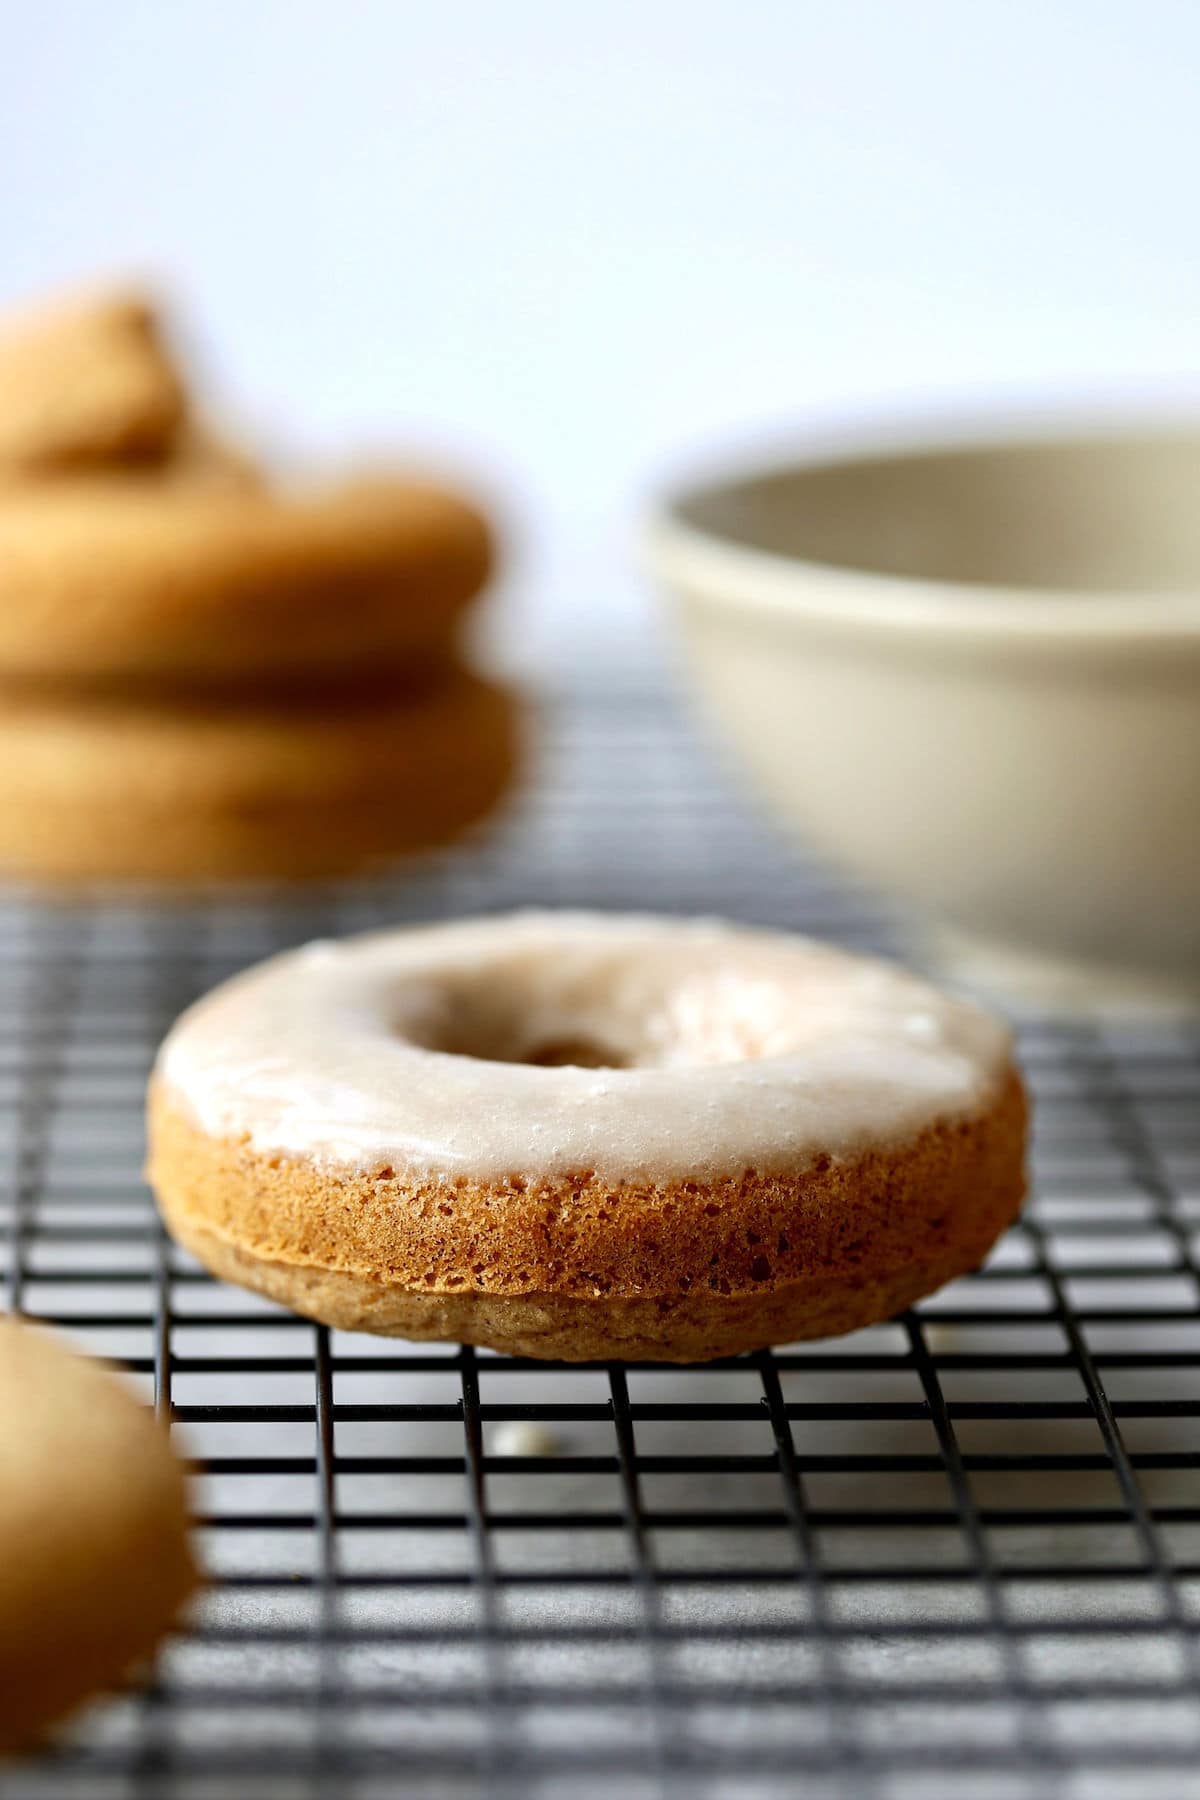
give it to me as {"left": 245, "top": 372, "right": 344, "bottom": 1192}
{"left": 4, "top": 684, "right": 1200, "bottom": 1800}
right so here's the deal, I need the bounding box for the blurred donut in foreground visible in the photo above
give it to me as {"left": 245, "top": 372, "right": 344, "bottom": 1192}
{"left": 0, "top": 1315, "right": 197, "bottom": 1754}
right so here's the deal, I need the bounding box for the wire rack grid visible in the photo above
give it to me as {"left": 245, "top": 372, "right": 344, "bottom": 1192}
{"left": 4, "top": 685, "right": 1200, "bottom": 1800}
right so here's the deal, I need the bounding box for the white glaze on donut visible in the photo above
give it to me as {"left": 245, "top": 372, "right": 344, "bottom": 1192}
{"left": 155, "top": 911, "right": 1013, "bottom": 1182}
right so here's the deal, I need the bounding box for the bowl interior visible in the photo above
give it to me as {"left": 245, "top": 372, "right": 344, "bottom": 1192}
{"left": 677, "top": 430, "right": 1200, "bottom": 594}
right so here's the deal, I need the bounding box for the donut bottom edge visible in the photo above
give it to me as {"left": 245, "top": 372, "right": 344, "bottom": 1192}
{"left": 157, "top": 1206, "right": 1018, "bottom": 1361}
{"left": 150, "top": 1071, "right": 1026, "bottom": 1363}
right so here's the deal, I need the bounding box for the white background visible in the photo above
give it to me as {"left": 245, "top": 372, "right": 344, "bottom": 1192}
{"left": 3, "top": 0, "right": 1199, "bottom": 672}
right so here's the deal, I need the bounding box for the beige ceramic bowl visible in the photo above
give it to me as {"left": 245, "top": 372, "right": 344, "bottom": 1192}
{"left": 644, "top": 427, "right": 1200, "bottom": 1004}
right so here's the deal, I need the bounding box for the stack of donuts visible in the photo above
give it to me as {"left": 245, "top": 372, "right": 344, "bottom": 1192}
{"left": 0, "top": 285, "right": 517, "bottom": 882}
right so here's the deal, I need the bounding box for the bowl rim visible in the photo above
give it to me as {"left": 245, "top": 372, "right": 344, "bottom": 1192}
{"left": 642, "top": 421, "right": 1200, "bottom": 649}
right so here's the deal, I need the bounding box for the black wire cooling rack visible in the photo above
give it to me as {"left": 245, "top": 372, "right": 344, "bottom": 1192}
{"left": 5, "top": 684, "right": 1200, "bottom": 1800}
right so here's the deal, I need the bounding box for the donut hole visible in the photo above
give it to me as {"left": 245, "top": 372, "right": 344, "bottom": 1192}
{"left": 396, "top": 959, "right": 805, "bottom": 1071}
{"left": 521, "top": 1035, "right": 628, "bottom": 1070}
{"left": 429, "top": 1015, "right": 629, "bottom": 1069}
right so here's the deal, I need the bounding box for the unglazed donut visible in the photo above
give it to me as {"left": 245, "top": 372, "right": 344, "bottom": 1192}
{"left": 0, "top": 1316, "right": 197, "bottom": 1753}
{"left": 0, "top": 473, "right": 492, "bottom": 683}
{"left": 0, "top": 669, "right": 516, "bottom": 883}
{"left": 0, "top": 288, "right": 185, "bottom": 477}
{"left": 148, "top": 913, "right": 1026, "bottom": 1362}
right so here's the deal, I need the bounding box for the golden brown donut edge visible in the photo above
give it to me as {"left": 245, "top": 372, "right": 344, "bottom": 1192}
{"left": 147, "top": 1069, "right": 1026, "bottom": 1362}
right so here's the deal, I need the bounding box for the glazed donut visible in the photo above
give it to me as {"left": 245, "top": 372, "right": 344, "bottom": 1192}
{"left": 148, "top": 913, "right": 1026, "bottom": 1362}
{"left": 0, "top": 668, "right": 516, "bottom": 883}
{"left": 0, "top": 473, "right": 492, "bottom": 682}
{"left": 0, "top": 288, "right": 185, "bottom": 476}
{"left": 0, "top": 1316, "right": 197, "bottom": 1753}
